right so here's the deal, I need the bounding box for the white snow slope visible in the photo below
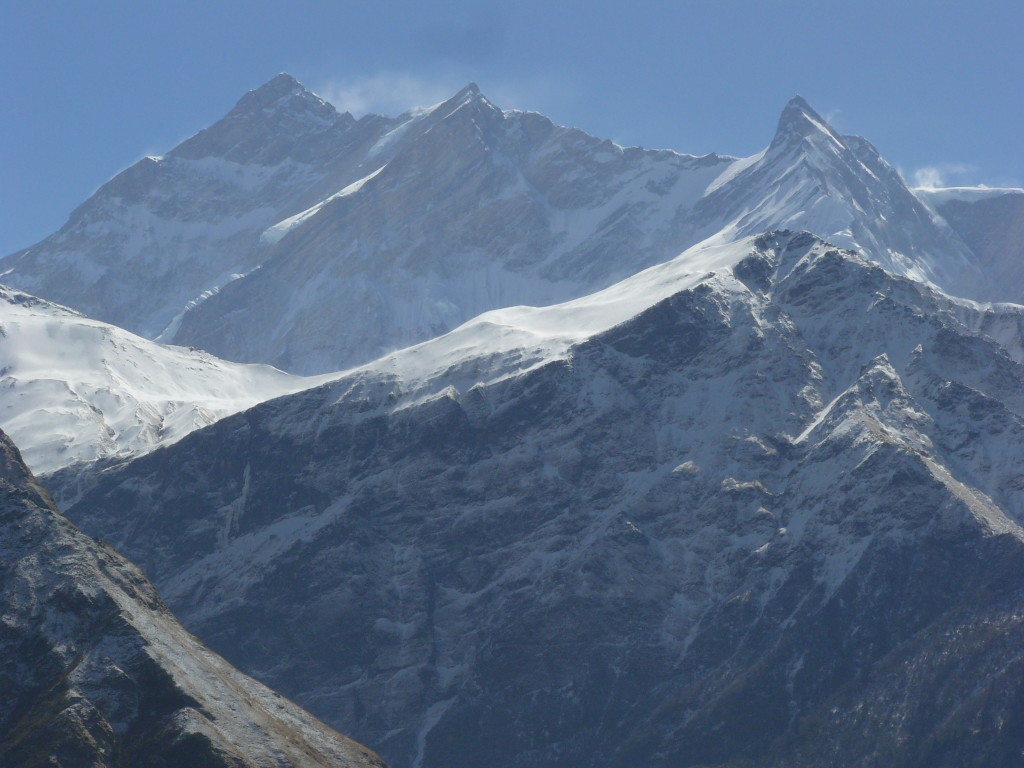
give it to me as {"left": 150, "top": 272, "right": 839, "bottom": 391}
{"left": 318, "top": 230, "right": 1024, "bottom": 410}
{"left": 0, "top": 286, "right": 325, "bottom": 475}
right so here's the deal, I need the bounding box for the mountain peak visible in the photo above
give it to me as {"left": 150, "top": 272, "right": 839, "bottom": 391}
{"left": 260, "top": 71, "right": 303, "bottom": 93}
{"left": 168, "top": 73, "right": 347, "bottom": 163}
{"left": 229, "top": 72, "right": 330, "bottom": 117}
{"left": 770, "top": 95, "right": 843, "bottom": 150}
{"left": 784, "top": 94, "right": 817, "bottom": 115}
{"left": 430, "top": 81, "right": 498, "bottom": 117}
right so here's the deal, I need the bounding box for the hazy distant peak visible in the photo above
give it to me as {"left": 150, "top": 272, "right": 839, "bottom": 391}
{"left": 784, "top": 94, "right": 817, "bottom": 116}
{"left": 168, "top": 73, "right": 350, "bottom": 163}
{"left": 226, "top": 71, "right": 338, "bottom": 121}
{"left": 428, "top": 81, "right": 500, "bottom": 119}
{"left": 256, "top": 72, "right": 304, "bottom": 96}
{"left": 770, "top": 94, "right": 844, "bottom": 151}
{"left": 456, "top": 81, "right": 482, "bottom": 99}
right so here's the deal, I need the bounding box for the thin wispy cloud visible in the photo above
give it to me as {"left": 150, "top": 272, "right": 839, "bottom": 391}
{"left": 910, "top": 162, "right": 977, "bottom": 189}
{"left": 311, "top": 71, "right": 577, "bottom": 122}
{"left": 312, "top": 72, "right": 464, "bottom": 117}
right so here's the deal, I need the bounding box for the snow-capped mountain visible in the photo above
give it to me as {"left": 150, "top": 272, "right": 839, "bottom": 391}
{"left": 693, "top": 97, "right": 983, "bottom": 291}
{"left": 0, "top": 427, "right": 388, "bottom": 768}
{"left": 2, "top": 77, "right": 1007, "bottom": 374}
{"left": 0, "top": 74, "right": 391, "bottom": 340}
{"left": 166, "top": 83, "right": 736, "bottom": 373}
{"left": 5, "top": 74, "right": 1023, "bottom": 767}
{"left": 61, "top": 232, "right": 1024, "bottom": 768}
{"left": 0, "top": 284, "right": 323, "bottom": 477}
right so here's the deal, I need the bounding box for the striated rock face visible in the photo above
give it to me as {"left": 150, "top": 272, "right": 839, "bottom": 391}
{"left": 61, "top": 233, "right": 1024, "bottom": 768}
{"left": 2, "top": 78, "right": 1001, "bottom": 375}
{"left": 0, "top": 428, "right": 389, "bottom": 768}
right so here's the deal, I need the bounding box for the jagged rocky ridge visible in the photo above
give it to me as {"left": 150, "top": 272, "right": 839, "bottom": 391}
{"left": 2, "top": 77, "right": 1005, "bottom": 374}
{"left": 60, "top": 232, "right": 1024, "bottom": 768}
{"left": 0, "top": 428, "right": 388, "bottom": 768}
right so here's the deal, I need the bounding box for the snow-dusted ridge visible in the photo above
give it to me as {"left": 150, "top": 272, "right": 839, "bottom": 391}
{"left": 261, "top": 164, "right": 388, "bottom": 244}
{"left": 344, "top": 233, "right": 760, "bottom": 393}
{"left": 0, "top": 235, "right": 763, "bottom": 480}
{"left": 63, "top": 231, "right": 1024, "bottom": 768}
{"left": 0, "top": 285, "right": 329, "bottom": 475}
{"left": 337, "top": 228, "right": 1023, "bottom": 405}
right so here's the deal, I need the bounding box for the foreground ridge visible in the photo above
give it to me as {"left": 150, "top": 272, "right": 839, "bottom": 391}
{"left": 0, "top": 428, "right": 388, "bottom": 768}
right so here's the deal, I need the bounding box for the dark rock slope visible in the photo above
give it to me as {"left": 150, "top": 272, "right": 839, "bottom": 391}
{"left": 0, "top": 429, "right": 388, "bottom": 768}
{"left": 63, "top": 233, "right": 1024, "bottom": 767}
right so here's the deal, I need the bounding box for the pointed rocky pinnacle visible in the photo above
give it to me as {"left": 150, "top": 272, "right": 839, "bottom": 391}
{"left": 226, "top": 72, "right": 328, "bottom": 118}
{"left": 249, "top": 72, "right": 306, "bottom": 101}
{"left": 456, "top": 81, "right": 482, "bottom": 98}
{"left": 769, "top": 94, "right": 843, "bottom": 150}
{"left": 436, "top": 81, "right": 497, "bottom": 114}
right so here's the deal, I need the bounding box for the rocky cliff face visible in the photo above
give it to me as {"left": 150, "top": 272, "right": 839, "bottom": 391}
{"left": 0, "top": 427, "right": 388, "bottom": 768}
{"left": 61, "top": 232, "right": 1024, "bottom": 768}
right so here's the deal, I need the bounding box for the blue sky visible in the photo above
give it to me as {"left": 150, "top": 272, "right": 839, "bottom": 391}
{"left": 3, "top": 0, "right": 1021, "bottom": 256}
